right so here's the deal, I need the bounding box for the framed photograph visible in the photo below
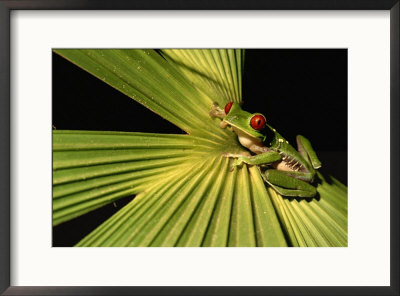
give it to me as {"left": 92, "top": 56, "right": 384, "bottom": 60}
{"left": 1, "top": 1, "right": 398, "bottom": 295}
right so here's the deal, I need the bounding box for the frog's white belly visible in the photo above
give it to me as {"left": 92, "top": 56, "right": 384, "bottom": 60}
{"left": 232, "top": 127, "right": 262, "bottom": 149}
{"left": 273, "top": 161, "right": 296, "bottom": 172}
{"left": 273, "top": 154, "right": 306, "bottom": 172}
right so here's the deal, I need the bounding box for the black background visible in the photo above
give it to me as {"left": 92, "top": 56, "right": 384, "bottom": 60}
{"left": 52, "top": 49, "right": 347, "bottom": 246}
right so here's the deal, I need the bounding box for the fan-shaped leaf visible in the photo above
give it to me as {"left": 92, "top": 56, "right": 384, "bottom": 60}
{"left": 53, "top": 49, "right": 347, "bottom": 247}
{"left": 53, "top": 130, "right": 223, "bottom": 226}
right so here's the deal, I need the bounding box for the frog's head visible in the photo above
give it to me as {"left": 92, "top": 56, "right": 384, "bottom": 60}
{"left": 223, "top": 102, "right": 267, "bottom": 144}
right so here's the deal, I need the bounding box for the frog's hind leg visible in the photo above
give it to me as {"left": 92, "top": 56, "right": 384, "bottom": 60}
{"left": 266, "top": 183, "right": 315, "bottom": 198}
{"left": 276, "top": 170, "right": 314, "bottom": 183}
{"left": 261, "top": 169, "right": 317, "bottom": 198}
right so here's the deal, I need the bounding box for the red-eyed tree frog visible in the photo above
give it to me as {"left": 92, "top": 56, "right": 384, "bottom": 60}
{"left": 210, "top": 102, "right": 322, "bottom": 198}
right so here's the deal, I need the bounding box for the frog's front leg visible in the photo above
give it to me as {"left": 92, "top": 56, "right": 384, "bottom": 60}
{"left": 209, "top": 102, "right": 230, "bottom": 129}
{"left": 261, "top": 169, "right": 317, "bottom": 198}
{"left": 209, "top": 102, "right": 225, "bottom": 119}
{"left": 223, "top": 151, "right": 281, "bottom": 168}
{"left": 296, "top": 135, "right": 322, "bottom": 169}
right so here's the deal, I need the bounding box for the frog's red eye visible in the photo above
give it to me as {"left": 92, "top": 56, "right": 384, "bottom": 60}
{"left": 224, "top": 102, "right": 233, "bottom": 114}
{"left": 250, "top": 114, "right": 266, "bottom": 130}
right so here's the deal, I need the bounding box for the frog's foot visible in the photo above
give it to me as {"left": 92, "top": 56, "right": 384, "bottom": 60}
{"left": 222, "top": 152, "right": 241, "bottom": 159}
{"left": 222, "top": 151, "right": 250, "bottom": 158}
{"left": 222, "top": 152, "right": 249, "bottom": 172}
{"left": 226, "top": 158, "right": 243, "bottom": 171}
{"left": 232, "top": 157, "right": 244, "bottom": 166}
{"left": 209, "top": 102, "right": 225, "bottom": 119}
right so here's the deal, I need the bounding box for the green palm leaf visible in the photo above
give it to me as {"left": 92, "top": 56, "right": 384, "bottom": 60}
{"left": 269, "top": 175, "right": 347, "bottom": 247}
{"left": 53, "top": 49, "right": 347, "bottom": 247}
{"left": 160, "top": 49, "right": 244, "bottom": 104}
{"left": 53, "top": 131, "right": 215, "bottom": 225}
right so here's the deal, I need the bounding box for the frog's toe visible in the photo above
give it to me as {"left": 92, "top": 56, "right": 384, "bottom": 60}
{"left": 229, "top": 162, "right": 241, "bottom": 171}
{"left": 232, "top": 158, "right": 244, "bottom": 167}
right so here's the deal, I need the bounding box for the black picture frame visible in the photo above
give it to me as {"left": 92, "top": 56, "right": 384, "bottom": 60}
{"left": 1, "top": 1, "right": 398, "bottom": 295}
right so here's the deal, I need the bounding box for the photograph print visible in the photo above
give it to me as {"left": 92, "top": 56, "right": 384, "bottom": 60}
{"left": 52, "top": 49, "right": 347, "bottom": 247}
